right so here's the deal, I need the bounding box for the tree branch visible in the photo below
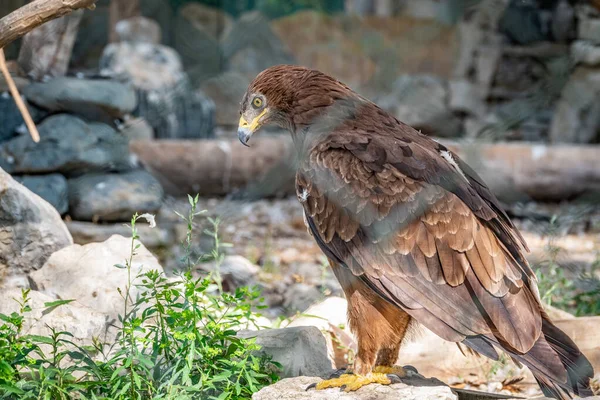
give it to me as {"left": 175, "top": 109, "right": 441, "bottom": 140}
{"left": 0, "top": 0, "right": 98, "bottom": 49}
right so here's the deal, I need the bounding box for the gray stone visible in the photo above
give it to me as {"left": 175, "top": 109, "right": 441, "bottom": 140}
{"left": 68, "top": 170, "right": 163, "bottom": 222}
{"left": 578, "top": 16, "right": 600, "bottom": 44}
{"left": 284, "top": 283, "right": 322, "bottom": 313}
{"left": 119, "top": 117, "right": 154, "bottom": 141}
{"left": 222, "top": 11, "right": 294, "bottom": 80}
{"left": 14, "top": 174, "right": 68, "bottom": 215}
{"left": 252, "top": 376, "right": 457, "bottom": 400}
{"left": 66, "top": 220, "right": 174, "bottom": 249}
{"left": 549, "top": 67, "right": 600, "bottom": 144}
{"left": 572, "top": 40, "right": 600, "bottom": 66}
{"left": 115, "top": 16, "right": 161, "bottom": 44}
{"left": 100, "top": 42, "right": 215, "bottom": 139}
{"left": 29, "top": 235, "right": 164, "bottom": 322}
{"left": 238, "top": 326, "right": 333, "bottom": 378}
{"left": 0, "top": 168, "right": 73, "bottom": 288}
{"left": 448, "top": 80, "right": 486, "bottom": 117}
{"left": 0, "top": 93, "right": 47, "bottom": 142}
{"left": 196, "top": 255, "right": 260, "bottom": 291}
{"left": 377, "top": 75, "right": 462, "bottom": 137}
{"left": 0, "top": 114, "right": 131, "bottom": 175}
{"left": 200, "top": 72, "right": 250, "bottom": 126}
{"left": 22, "top": 78, "right": 136, "bottom": 118}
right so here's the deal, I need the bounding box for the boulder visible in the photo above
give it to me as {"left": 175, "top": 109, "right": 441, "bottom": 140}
{"left": 68, "top": 170, "right": 163, "bottom": 222}
{"left": 196, "top": 255, "right": 260, "bottom": 291}
{"left": 66, "top": 220, "right": 174, "bottom": 249}
{"left": 271, "top": 11, "right": 375, "bottom": 90}
{"left": 238, "top": 326, "right": 333, "bottom": 378}
{"left": 377, "top": 75, "right": 462, "bottom": 137}
{"left": 114, "top": 16, "right": 161, "bottom": 44}
{"left": 199, "top": 72, "right": 250, "bottom": 126}
{"left": 29, "top": 235, "right": 164, "bottom": 321}
{"left": 283, "top": 283, "right": 322, "bottom": 313}
{"left": 0, "top": 114, "right": 131, "bottom": 175}
{"left": 222, "top": 11, "right": 294, "bottom": 80}
{"left": 173, "top": 4, "right": 226, "bottom": 84}
{"left": 252, "top": 376, "right": 457, "bottom": 400}
{"left": 448, "top": 79, "right": 486, "bottom": 118}
{"left": 21, "top": 78, "right": 136, "bottom": 119}
{"left": 0, "top": 289, "right": 115, "bottom": 346}
{"left": 0, "top": 93, "right": 46, "bottom": 142}
{"left": 100, "top": 41, "right": 215, "bottom": 139}
{"left": 572, "top": 40, "right": 600, "bottom": 66}
{"left": 14, "top": 174, "right": 69, "bottom": 215}
{"left": 0, "top": 169, "right": 72, "bottom": 288}
{"left": 578, "top": 16, "right": 600, "bottom": 44}
{"left": 549, "top": 67, "right": 600, "bottom": 143}
{"left": 118, "top": 117, "right": 155, "bottom": 141}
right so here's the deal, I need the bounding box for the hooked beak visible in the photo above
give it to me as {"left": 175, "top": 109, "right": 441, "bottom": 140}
{"left": 237, "top": 109, "right": 268, "bottom": 147}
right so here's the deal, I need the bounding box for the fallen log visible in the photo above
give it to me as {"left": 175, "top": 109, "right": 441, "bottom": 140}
{"left": 130, "top": 137, "right": 600, "bottom": 202}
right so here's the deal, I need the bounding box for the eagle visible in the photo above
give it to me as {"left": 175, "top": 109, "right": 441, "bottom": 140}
{"left": 237, "top": 65, "right": 594, "bottom": 399}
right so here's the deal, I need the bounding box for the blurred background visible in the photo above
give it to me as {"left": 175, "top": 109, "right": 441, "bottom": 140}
{"left": 0, "top": 0, "right": 599, "bottom": 395}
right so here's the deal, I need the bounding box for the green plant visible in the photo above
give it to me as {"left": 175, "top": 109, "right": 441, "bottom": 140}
{"left": 0, "top": 196, "right": 279, "bottom": 399}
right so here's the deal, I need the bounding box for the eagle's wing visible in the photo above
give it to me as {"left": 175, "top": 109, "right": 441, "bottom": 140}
{"left": 297, "top": 129, "right": 544, "bottom": 355}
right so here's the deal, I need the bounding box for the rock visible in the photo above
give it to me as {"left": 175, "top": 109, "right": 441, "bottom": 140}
{"left": 0, "top": 168, "right": 72, "bottom": 288}
{"left": 283, "top": 283, "right": 322, "bottom": 313}
{"left": 114, "top": 16, "right": 161, "bottom": 44}
{"left": 0, "top": 93, "right": 46, "bottom": 142}
{"left": 100, "top": 41, "right": 215, "bottom": 139}
{"left": 22, "top": 77, "right": 136, "bottom": 119}
{"left": 199, "top": 72, "right": 250, "bottom": 126}
{"left": 271, "top": 11, "right": 375, "bottom": 90}
{"left": 0, "top": 114, "right": 131, "bottom": 175}
{"left": 0, "top": 289, "right": 115, "bottom": 346}
{"left": 14, "top": 174, "right": 69, "bottom": 215}
{"left": 377, "top": 75, "right": 462, "bottom": 137}
{"left": 287, "top": 297, "right": 354, "bottom": 369}
{"left": 448, "top": 79, "right": 486, "bottom": 117}
{"left": 572, "top": 40, "right": 600, "bottom": 66}
{"left": 578, "top": 16, "right": 600, "bottom": 44}
{"left": 179, "top": 3, "right": 233, "bottom": 41}
{"left": 173, "top": 5, "right": 222, "bottom": 84}
{"left": 29, "top": 235, "right": 164, "bottom": 321}
{"left": 119, "top": 117, "right": 154, "bottom": 140}
{"left": 222, "top": 11, "right": 294, "bottom": 80}
{"left": 252, "top": 376, "right": 457, "bottom": 400}
{"left": 70, "top": 2, "right": 109, "bottom": 69}
{"left": 238, "top": 326, "right": 333, "bottom": 378}
{"left": 551, "top": 0, "right": 575, "bottom": 42}
{"left": 499, "top": 0, "right": 548, "bottom": 45}
{"left": 66, "top": 220, "right": 174, "bottom": 249}
{"left": 196, "top": 255, "right": 260, "bottom": 291}
{"left": 141, "top": 0, "right": 174, "bottom": 45}
{"left": 549, "top": 67, "right": 600, "bottom": 144}
{"left": 68, "top": 170, "right": 163, "bottom": 222}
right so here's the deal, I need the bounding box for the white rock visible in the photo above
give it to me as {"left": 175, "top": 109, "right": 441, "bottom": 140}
{"left": 283, "top": 283, "right": 322, "bottom": 313}
{"left": 0, "top": 168, "right": 73, "bottom": 289}
{"left": 238, "top": 326, "right": 333, "bottom": 378}
{"left": 29, "top": 235, "right": 164, "bottom": 321}
{"left": 572, "top": 40, "right": 600, "bottom": 66}
{"left": 252, "top": 376, "right": 457, "bottom": 400}
{"left": 0, "top": 289, "right": 115, "bottom": 346}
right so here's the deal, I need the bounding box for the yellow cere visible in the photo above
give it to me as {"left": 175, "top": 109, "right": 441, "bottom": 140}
{"left": 238, "top": 108, "right": 268, "bottom": 133}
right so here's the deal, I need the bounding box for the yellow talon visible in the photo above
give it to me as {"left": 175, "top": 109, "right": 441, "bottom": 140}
{"left": 372, "top": 365, "right": 407, "bottom": 377}
{"left": 314, "top": 373, "right": 392, "bottom": 392}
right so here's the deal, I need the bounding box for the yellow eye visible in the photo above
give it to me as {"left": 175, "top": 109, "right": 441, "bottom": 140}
{"left": 252, "top": 97, "right": 263, "bottom": 109}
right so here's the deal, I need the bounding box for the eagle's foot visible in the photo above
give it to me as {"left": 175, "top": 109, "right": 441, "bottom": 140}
{"left": 372, "top": 365, "right": 408, "bottom": 377}
{"left": 306, "top": 373, "right": 401, "bottom": 392}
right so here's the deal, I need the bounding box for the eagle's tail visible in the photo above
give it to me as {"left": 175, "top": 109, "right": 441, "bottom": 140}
{"left": 513, "top": 318, "right": 594, "bottom": 400}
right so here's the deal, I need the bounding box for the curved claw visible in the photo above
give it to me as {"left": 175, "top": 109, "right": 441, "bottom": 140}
{"left": 387, "top": 374, "right": 403, "bottom": 384}
{"left": 305, "top": 382, "right": 317, "bottom": 391}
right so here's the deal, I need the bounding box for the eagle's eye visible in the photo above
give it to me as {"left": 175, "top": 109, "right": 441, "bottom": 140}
{"left": 252, "top": 97, "right": 263, "bottom": 109}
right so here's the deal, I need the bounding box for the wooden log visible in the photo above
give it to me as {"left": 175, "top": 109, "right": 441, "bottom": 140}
{"left": 0, "top": 0, "right": 98, "bottom": 50}
{"left": 130, "top": 137, "right": 600, "bottom": 201}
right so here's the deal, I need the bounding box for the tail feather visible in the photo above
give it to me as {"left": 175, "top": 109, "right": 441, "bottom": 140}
{"left": 465, "top": 318, "right": 594, "bottom": 400}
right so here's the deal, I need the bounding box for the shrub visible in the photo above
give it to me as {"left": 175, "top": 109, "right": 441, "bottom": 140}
{"left": 0, "top": 195, "right": 280, "bottom": 399}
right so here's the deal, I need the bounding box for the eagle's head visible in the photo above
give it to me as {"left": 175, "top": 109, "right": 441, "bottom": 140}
{"left": 237, "top": 64, "right": 356, "bottom": 146}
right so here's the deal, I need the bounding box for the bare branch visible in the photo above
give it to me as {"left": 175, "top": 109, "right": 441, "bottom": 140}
{"left": 0, "top": 0, "right": 98, "bottom": 49}
{"left": 0, "top": 49, "right": 40, "bottom": 142}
